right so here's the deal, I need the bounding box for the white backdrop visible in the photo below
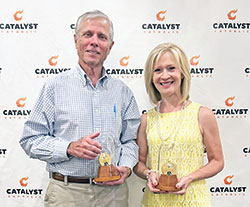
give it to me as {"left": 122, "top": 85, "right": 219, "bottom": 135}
{"left": 1, "top": 0, "right": 250, "bottom": 206}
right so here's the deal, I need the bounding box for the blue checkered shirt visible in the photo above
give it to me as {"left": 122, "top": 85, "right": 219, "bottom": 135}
{"left": 20, "top": 64, "right": 140, "bottom": 177}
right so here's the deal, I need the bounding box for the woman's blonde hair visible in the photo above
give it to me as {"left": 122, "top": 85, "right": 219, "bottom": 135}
{"left": 144, "top": 42, "right": 191, "bottom": 104}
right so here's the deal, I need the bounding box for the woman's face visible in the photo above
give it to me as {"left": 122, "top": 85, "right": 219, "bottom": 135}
{"left": 152, "top": 51, "right": 183, "bottom": 99}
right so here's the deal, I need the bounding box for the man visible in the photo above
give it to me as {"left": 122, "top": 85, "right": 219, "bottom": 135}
{"left": 20, "top": 10, "right": 140, "bottom": 207}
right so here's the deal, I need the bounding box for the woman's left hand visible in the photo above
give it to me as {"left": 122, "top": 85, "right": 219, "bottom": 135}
{"left": 171, "top": 176, "right": 192, "bottom": 195}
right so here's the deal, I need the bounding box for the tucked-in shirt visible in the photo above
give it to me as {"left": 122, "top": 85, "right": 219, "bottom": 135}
{"left": 20, "top": 64, "right": 140, "bottom": 177}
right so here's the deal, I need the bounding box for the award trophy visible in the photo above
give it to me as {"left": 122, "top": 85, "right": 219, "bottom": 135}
{"left": 155, "top": 144, "right": 178, "bottom": 192}
{"left": 155, "top": 100, "right": 186, "bottom": 192}
{"left": 94, "top": 133, "right": 120, "bottom": 183}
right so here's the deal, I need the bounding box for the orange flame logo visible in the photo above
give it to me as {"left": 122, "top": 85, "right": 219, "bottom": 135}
{"left": 120, "top": 56, "right": 130, "bottom": 66}
{"left": 227, "top": 9, "right": 238, "bottom": 20}
{"left": 190, "top": 55, "right": 200, "bottom": 66}
{"left": 224, "top": 175, "right": 234, "bottom": 185}
{"left": 14, "top": 10, "right": 24, "bottom": 21}
{"left": 20, "top": 177, "right": 29, "bottom": 187}
{"left": 49, "top": 55, "right": 59, "bottom": 66}
{"left": 16, "top": 97, "right": 27, "bottom": 108}
{"left": 156, "top": 10, "right": 166, "bottom": 21}
{"left": 225, "top": 96, "right": 235, "bottom": 107}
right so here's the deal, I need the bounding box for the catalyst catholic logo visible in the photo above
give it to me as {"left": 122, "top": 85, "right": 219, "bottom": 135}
{"left": 0, "top": 148, "right": 7, "bottom": 158}
{"left": 243, "top": 147, "right": 250, "bottom": 157}
{"left": 35, "top": 55, "right": 71, "bottom": 78}
{"left": 70, "top": 23, "right": 75, "bottom": 33}
{"left": 3, "top": 97, "right": 31, "bottom": 120}
{"left": 212, "top": 96, "right": 248, "bottom": 119}
{"left": 0, "top": 10, "right": 38, "bottom": 34}
{"left": 6, "top": 177, "right": 43, "bottom": 199}
{"left": 210, "top": 175, "right": 247, "bottom": 196}
{"left": 245, "top": 67, "right": 249, "bottom": 77}
{"left": 142, "top": 10, "right": 181, "bottom": 34}
{"left": 106, "top": 56, "right": 143, "bottom": 79}
{"left": 189, "top": 55, "right": 214, "bottom": 78}
{"left": 213, "top": 9, "right": 250, "bottom": 33}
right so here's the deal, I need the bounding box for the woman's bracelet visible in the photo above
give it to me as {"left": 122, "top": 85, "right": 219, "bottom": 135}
{"left": 146, "top": 169, "right": 157, "bottom": 180}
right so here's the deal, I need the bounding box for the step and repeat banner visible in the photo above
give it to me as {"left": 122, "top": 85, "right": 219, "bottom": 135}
{"left": 0, "top": 0, "right": 249, "bottom": 206}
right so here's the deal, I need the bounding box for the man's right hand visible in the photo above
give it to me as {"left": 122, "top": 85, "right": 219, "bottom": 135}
{"left": 67, "top": 132, "right": 102, "bottom": 159}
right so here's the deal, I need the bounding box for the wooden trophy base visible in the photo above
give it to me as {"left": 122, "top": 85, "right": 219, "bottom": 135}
{"left": 94, "top": 165, "right": 120, "bottom": 183}
{"left": 156, "top": 174, "right": 178, "bottom": 192}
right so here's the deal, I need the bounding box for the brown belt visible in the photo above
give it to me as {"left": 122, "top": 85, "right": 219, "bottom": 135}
{"left": 52, "top": 172, "right": 94, "bottom": 184}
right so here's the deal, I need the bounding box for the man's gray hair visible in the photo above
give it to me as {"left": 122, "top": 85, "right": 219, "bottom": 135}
{"left": 75, "top": 10, "right": 114, "bottom": 42}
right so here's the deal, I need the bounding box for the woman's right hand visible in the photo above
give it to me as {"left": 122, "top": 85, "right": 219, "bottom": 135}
{"left": 147, "top": 171, "right": 161, "bottom": 193}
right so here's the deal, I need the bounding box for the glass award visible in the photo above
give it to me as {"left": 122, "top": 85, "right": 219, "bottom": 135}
{"left": 156, "top": 144, "right": 178, "bottom": 192}
{"left": 94, "top": 132, "right": 120, "bottom": 183}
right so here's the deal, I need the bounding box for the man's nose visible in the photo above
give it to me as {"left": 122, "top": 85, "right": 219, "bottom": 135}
{"left": 90, "top": 35, "right": 99, "bottom": 47}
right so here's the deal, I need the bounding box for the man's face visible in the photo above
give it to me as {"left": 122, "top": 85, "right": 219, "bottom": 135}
{"left": 74, "top": 17, "right": 114, "bottom": 68}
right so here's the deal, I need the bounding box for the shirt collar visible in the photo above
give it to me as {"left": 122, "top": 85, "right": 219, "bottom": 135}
{"left": 76, "top": 63, "right": 108, "bottom": 88}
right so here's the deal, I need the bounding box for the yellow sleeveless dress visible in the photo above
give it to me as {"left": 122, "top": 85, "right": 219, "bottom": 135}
{"left": 141, "top": 102, "right": 211, "bottom": 207}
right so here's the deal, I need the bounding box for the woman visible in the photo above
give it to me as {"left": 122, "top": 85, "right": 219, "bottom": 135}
{"left": 133, "top": 42, "right": 224, "bottom": 207}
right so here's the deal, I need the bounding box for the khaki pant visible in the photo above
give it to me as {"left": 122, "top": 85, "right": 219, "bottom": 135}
{"left": 44, "top": 178, "right": 129, "bottom": 207}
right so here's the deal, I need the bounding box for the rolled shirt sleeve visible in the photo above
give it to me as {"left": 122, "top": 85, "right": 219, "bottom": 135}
{"left": 20, "top": 81, "right": 71, "bottom": 163}
{"left": 118, "top": 87, "right": 140, "bottom": 169}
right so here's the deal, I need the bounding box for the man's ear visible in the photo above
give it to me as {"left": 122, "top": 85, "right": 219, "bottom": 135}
{"left": 110, "top": 41, "right": 114, "bottom": 50}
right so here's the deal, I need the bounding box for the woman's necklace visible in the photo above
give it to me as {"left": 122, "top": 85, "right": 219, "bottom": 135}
{"left": 156, "top": 100, "right": 186, "bottom": 172}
